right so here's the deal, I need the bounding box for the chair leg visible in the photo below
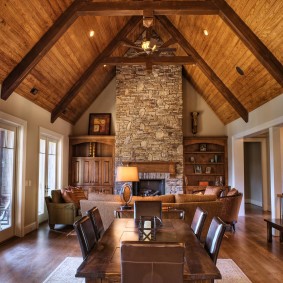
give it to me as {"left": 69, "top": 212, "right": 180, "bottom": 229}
{"left": 232, "top": 222, "right": 236, "bottom": 232}
{"left": 49, "top": 224, "right": 55, "bottom": 229}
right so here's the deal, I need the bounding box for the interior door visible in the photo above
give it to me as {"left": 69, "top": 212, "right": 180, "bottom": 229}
{"left": 0, "top": 123, "right": 16, "bottom": 242}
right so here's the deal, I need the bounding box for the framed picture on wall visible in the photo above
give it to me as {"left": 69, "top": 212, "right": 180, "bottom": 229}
{"left": 88, "top": 113, "right": 111, "bottom": 135}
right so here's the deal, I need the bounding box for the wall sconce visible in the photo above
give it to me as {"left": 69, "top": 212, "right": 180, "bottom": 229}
{"left": 191, "top": 112, "right": 199, "bottom": 135}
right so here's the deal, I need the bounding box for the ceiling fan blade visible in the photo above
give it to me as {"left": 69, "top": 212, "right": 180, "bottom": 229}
{"left": 158, "top": 47, "right": 177, "bottom": 52}
{"left": 123, "top": 43, "right": 143, "bottom": 51}
{"left": 128, "top": 51, "right": 147, "bottom": 58}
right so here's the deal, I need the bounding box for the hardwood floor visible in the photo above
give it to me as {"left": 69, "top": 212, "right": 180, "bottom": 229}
{"left": 0, "top": 204, "right": 282, "bottom": 283}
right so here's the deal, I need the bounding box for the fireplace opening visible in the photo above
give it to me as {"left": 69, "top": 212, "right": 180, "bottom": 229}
{"left": 132, "top": 179, "right": 165, "bottom": 196}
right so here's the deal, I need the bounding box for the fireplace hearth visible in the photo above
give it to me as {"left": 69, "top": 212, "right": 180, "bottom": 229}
{"left": 132, "top": 179, "right": 165, "bottom": 196}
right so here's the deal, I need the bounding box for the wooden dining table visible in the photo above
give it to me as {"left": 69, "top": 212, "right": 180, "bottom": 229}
{"left": 75, "top": 218, "right": 221, "bottom": 283}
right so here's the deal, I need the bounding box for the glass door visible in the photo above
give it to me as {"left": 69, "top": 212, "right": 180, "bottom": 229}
{"left": 0, "top": 123, "right": 16, "bottom": 240}
{"left": 38, "top": 136, "right": 58, "bottom": 223}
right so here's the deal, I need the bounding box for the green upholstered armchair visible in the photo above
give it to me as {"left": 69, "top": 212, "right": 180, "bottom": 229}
{"left": 45, "top": 190, "right": 81, "bottom": 229}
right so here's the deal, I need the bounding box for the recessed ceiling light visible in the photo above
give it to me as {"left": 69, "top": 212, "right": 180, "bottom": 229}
{"left": 89, "top": 30, "right": 95, "bottom": 37}
{"left": 103, "top": 65, "right": 107, "bottom": 67}
{"left": 236, "top": 66, "right": 245, "bottom": 76}
{"left": 203, "top": 29, "right": 209, "bottom": 36}
{"left": 30, "top": 87, "right": 38, "bottom": 95}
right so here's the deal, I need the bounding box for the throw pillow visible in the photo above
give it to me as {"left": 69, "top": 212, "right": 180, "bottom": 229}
{"left": 51, "top": 190, "right": 64, "bottom": 203}
{"left": 61, "top": 187, "right": 87, "bottom": 208}
{"left": 227, "top": 188, "right": 239, "bottom": 196}
{"left": 204, "top": 186, "right": 222, "bottom": 197}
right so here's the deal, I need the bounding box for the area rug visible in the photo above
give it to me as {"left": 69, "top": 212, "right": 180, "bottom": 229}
{"left": 42, "top": 257, "right": 252, "bottom": 283}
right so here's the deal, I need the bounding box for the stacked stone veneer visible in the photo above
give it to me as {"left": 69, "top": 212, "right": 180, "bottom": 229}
{"left": 115, "top": 65, "right": 183, "bottom": 194}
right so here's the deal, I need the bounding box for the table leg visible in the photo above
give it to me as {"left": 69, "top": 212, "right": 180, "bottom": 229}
{"left": 267, "top": 223, "right": 272, "bottom": 242}
{"left": 280, "top": 231, "right": 283, "bottom": 242}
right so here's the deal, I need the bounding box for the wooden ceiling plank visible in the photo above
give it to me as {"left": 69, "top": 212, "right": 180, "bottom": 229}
{"left": 1, "top": 0, "right": 84, "bottom": 101}
{"left": 212, "top": 0, "right": 283, "bottom": 86}
{"left": 77, "top": 1, "right": 219, "bottom": 16}
{"left": 50, "top": 16, "right": 141, "bottom": 123}
{"left": 102, "top": 56, "right": 195, "bottom": 65}
{"left": 157, "top": 15, "right": 249, "bottom": 123}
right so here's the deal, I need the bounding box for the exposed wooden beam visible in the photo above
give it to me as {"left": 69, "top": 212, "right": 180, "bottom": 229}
{"left": 212, "top": 0, "right": 283, "bottom": 86}
{"left": 157, "top": 15, "right": 249, "bottom": 123}
{"left": 78, "top": 1, "right": 219, "bottom": 16}
{"left": 1, "top": 0, "right": 84, "bottom": 100}
{"left": 51, "top": 16, "right": 141, "bottom": 123}
{"left": 102, "top": 56, "right": 195, "bottom": 65}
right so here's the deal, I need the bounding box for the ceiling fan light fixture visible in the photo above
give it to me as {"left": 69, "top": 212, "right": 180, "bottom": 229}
{"left": 141, "top": 39, "right": 157, "bottom": 54}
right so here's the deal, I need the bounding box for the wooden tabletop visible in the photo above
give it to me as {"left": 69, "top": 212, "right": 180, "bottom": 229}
{"left": 75, "top": 219, "right": 221, "bottom": 282}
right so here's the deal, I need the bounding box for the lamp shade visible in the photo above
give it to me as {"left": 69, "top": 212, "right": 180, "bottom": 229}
{"left": 116, "top": 166, "right": 139, "bottom": 182}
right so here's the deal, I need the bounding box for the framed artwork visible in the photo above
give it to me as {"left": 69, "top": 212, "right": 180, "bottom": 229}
{"left": 199, "top": 181, "right": 209, "bottom": 186}
{"left": 205, "top": 167, "right": 211, "bottom": 174}
{"left": 199, "top": 143, "right": 207, "bottom": 152}
{"left": 194, "top": 165, "right": 202, "bottom": 174}
{"left": 88, "top": 113, "right": 111, "bottom": 135}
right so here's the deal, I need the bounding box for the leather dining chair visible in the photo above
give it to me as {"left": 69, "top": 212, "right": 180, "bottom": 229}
{"left": 121, "top": 241, "right": 185, "bottom": 283}
{"left": 204, "top": 216, "right": 226, "bottom": 263}
{"left": 73, "top": 215, "right": 97, "bottom": 259}
{"left": 86, "top": 206, "right": 105, "bottom": 241}
{"left": 134, "top": 200, "right": 162, "bottom": 220}
{"left": 191, "top": 206, "right": 208, "bottom": 240}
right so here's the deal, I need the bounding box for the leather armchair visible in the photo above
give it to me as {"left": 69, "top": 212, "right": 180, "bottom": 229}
{"left": 218, "top": 193, "right": 243, "bottom": 231}
{"left": 45, "top": 190, "right": 81, "bottom": 229}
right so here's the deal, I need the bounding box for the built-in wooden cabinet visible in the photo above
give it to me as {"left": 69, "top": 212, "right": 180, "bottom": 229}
{"left": 183, "top": 136, "right": 228, "bottom": 190}
{"left": 69, "top": 136, "right": 115, "bottom": 194}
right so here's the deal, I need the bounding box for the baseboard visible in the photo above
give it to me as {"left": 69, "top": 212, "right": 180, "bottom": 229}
{"left": 24, "top": 222, "right": 37, "bottom": 235}
{"left": 245, "top": 199, "right": 262, "bottom": 207}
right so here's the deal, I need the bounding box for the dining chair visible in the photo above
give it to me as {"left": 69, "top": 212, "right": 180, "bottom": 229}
{"left": 120, "top": 241, "right": 185, "bottom": 283}
{"left": 191, "top": 206, "right": 208, "bottom": 240}
{"left": 73, "top": 215, "right": 97, "bottom": 259}
{"left": 86, "top": 206, "right": 105, "bottom": 241}
{"left": 204, "top": 216, "right": 226, "bottom": 263}
{"left": 134, "top": 200, "right": 162, "bottom": 220}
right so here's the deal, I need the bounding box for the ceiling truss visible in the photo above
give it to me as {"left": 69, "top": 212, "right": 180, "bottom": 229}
{"left": 1, "top": 0, "right": 282, "bottom": 124}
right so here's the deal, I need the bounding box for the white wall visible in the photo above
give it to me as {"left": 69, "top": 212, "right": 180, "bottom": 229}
{"left": 73, "top": 79, "right": 117, "bottom": 136}
{"left": 0, "top": 90, "right": 72, "bottom": 232}
{"left": 182, "top": 78, "right": 226, "bottom": 136}
{"left": 226, "top": 93, "right": 283, "bottom": 216}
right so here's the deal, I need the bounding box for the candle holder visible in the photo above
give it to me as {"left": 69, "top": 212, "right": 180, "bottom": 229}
{"left": 138, "top": 216, "right": 158, "bottom": 241}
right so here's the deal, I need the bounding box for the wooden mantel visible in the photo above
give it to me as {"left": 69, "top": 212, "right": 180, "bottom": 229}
{"left": 122, "top": 161, "right": 177, "bottom": 177}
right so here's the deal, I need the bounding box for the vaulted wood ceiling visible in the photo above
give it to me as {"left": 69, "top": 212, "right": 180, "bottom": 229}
{"left": 0, "top": 0, "right": 282, "bottom": 125}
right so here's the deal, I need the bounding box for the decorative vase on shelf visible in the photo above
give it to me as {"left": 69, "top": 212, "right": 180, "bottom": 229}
{"left": 215, "top": 177, "right": 220, "bottom": 186}
{"left": 214, "top": 154, "right": 218, "bottom": 163}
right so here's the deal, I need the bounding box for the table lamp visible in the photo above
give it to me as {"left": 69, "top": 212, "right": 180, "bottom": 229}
{"left": 116, "top": 166, "right": 139, "bottom": 210}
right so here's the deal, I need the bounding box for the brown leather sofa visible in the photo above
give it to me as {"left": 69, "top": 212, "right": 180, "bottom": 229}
{"left": 218, "top": 193, "right": 243, "bottom": 231}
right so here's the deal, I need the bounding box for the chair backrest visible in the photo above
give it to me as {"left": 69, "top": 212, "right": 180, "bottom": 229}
{"left": 204, "top": 217, "right": 226, "bottom": 263}
{"left": 86, "top": 206, "right": 105, "bottom": 241}
{"left": 73, "top": 215, "right": 97, "bottom": 259}
{"left": 134, "top": 201, "right": 162, "bottom": 220}
{"left": 121, "top": 241, "right": 185, "bottom": 283}
{"left": 191, "top": 206, "right": 208, "bottom": 240}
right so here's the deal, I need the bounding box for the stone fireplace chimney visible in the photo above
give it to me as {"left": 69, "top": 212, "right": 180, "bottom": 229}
{"left": 115, "top": 65, "right": 183, "bottom": 194}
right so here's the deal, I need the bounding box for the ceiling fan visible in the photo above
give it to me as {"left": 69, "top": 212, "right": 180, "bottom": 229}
{"left": 123, "top": 37, "right": 177, "bottom": 57}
